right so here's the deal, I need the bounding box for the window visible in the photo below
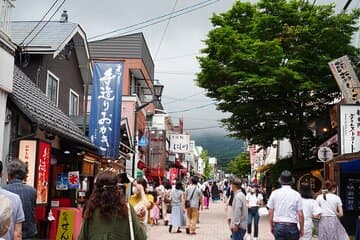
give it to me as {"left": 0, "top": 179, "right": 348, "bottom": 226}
{"left": 46, "top": 71, "right": 59, "bottom": 106}
{"left": 69, "top": 89, "right": 79, "bottom": 116}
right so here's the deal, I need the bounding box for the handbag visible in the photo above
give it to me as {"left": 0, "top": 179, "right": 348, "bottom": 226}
{"left": 185, "top": 187, "right": 197, "bottom": 208}
{"left": 128, "top": 203, "right": 135, "bottom": 240}
{"left": 258, "top": 206, "right": 269, "bottom": 216}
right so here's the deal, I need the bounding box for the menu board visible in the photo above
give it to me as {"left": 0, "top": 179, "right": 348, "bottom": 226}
{"left": 341, "top": 174, "right": 360, "bottom": 211}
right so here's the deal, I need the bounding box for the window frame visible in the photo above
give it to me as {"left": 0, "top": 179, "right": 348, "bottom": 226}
{"left": 46, "top": 70, "right": 60, "bottom": 106}
{"left": 69, "top": 88, "right": 79, "bottom": 116}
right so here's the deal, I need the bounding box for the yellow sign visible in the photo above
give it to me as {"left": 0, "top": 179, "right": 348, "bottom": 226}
{"left": 56, "top": 210, "right": 74, "bottom": 240}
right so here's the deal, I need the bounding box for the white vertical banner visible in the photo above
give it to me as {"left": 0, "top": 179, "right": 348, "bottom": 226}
{"left": 170, "top": 134, "right": 190, "bottom": 153}
{"left": 340, "top": 105, "right": 360, "bottom": 154}
{"left": 18, "top": 140, "right": 37, "bottom": 187}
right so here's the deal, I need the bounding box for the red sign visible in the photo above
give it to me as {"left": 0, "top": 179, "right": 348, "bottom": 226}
{"left": 36, "top": 141, "right": 51, "bottom": 204}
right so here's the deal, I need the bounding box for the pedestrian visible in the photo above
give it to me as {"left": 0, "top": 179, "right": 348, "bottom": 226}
{"left": 162, "top": 181, "right": 172, "bottom": 226}
{"left": 4, "top": 159, "right": 37, "bottom": 240}
{"left": 0, "top": 161, "right": 25, "bottom": 240}
{"left": 316, "top": 180, "right": 349, "bottom": 240}
{"left": 78, "top": 171, "right": 147, "bottom": 240}
{"left": 0, "top": 194, "right": 12, "bottom": 239}
{"left": 202, "top": 181, "right": 211, "bottom": 209}
{"left": 225, "top": 180, "right": 234, "bottom": 226}
{"left": 230, "top": 178, "right": 248, "bottom": 240}
{"left": 246, "top": 184, "right": 263, "bottom": 240}
{"left": 267, "top": 170, "right": 304, "bottom": 240}
{"left": 184, "top": 176, "right": 203, "bottom": 235}
{"left": 129, "top": 177, "right": 154, "bottom": 232}
{"left": 169, "top": 181, "right": 185, "bottom": 233}
{"left": 211, "top": 181, "right": 220, "bottom": 201}
{"left": 299, "top": 184, "right": 321, "bottom": 240}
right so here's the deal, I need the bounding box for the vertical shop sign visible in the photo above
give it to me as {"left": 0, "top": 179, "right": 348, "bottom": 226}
{"left": 55, "top": 209, "right": 74, "bottom": 240}
{"left": 328, "top": 55, "right": 360, "bottom": 104}
{"left": 89, "top": 61, "right": 124, "bottom": 159}
{"left": 340, "top": 105, "right": 360, "bottom": 154}
{"left": 36, "top": 141, "right": 51, "bottom": 204}
{"left": 18, "top": 140, "right": 37, "bottom": 186}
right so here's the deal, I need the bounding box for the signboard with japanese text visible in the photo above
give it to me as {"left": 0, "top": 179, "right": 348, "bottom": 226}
{"left": 329, "top": 55, "right": 360, "bottom": 104}
{"left": 36, "top": 141, "right": 51, "bottom": 204}
{"left": 189, "top": 140, "right": 195, "bottom": 152}
{"left": 339, "top": 105, "right": 360, "bottom": 154}
{"left": 169, "top": 134, "right": 190, "bottom": 153}
{"left": 18, "top": 140, "right": 37, "bottom": 187}
{"left": 89, "top": 61, "right": 124, "bottom": 159}
{"left": 56, "top": 209, "right": 74, "bottom": 240}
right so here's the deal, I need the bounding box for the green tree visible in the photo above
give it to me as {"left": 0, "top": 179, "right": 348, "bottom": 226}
{"left": 227, "top": 152, "right": 251, "bottom": 177}
{"left": 201, "top": 150, "right": 213, "bottom": 179}
{"left": 197, "top": 0, "right": 360, "bottom": 162}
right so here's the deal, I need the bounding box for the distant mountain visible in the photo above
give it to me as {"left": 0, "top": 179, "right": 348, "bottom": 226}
{"left": 191, "top": 131, "right": 245, "bottom": 168}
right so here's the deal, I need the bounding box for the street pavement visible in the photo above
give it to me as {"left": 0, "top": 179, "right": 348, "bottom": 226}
{"left": 149, "top": 201, "right": 275, "bottom": 240}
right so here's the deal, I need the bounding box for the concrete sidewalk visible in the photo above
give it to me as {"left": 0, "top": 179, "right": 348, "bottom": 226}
{"left": 149, "top": 201, "right": 275, "bottom": 240}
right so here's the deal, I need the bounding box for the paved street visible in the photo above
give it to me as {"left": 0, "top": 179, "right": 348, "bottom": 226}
{"left": 149, "top": 201, "right": 274, "bottom": 240}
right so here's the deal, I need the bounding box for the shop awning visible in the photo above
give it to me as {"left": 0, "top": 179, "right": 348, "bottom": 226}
{"left": 328, "top": 152, "right": 360, "bottom": 163}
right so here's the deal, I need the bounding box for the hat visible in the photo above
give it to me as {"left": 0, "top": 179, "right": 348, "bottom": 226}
{"left": 278, "top": 170, "right": 294, "bottom": 185}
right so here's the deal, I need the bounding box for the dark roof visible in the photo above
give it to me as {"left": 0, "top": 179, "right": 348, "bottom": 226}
{"left": 89, "top": 33, "right": 154, "bottom": 79}
{"left": 10, "top": 66, "right": 96, "bottom": 149}
{"left": 10, "top": 21, "right": 78, "bottom": 50}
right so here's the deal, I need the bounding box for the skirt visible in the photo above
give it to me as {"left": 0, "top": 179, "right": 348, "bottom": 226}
{"left": 318, "top": 216, "right": 349, "bottom": 240}
{"left": 170, "top": 204, "right": 186, "bottom": 228}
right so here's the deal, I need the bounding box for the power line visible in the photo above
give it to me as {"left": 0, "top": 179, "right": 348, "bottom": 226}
{"left": 154, "top": 0, "right": 178, "bottom": 60}
{"left": 163, "top": 90, "right": 205, "bottom": 104}
{"left": 168, "top": 102, "right": 215, "bottom": 113}
{"left": 88, "top": 0, "right": 219, "bottom": 40}
{"left": 155, "top": 71, "right": 196, "bottom": 75}
{"left": 20, "top": 0, "right": 60, "bottom": 46}
{"left": 155, "top": 52, "right": 200, "bottom": 62}
{"left": 184, "top": 125, "right": 220, "bottom": 131}
{"left": 23, "top": 0, "right": 66, "bottom": 48}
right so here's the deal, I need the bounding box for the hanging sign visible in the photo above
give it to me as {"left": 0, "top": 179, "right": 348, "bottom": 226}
{"left": 170, "top": 134, "right": 190, "bottom": 153}
{"left": 89, "top": 61, "right": 124, "bottom": 159}
{"left": 36, "top": 141, "right": 51, "bottom": 204}
{"left": 138, "top": 135, "right": 148, "bottom": 147}
{"left": 18, "top": 140, "right": 37, "bottom": 187}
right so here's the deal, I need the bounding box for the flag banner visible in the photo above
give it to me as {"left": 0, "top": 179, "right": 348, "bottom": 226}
{"left": 36, "top": 141, "right": 51, "bottom": 204}
{"left": 89, "top": 61, "right": 124, "bottom": 159}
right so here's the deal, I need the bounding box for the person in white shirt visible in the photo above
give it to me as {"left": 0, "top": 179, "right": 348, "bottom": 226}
{"left": 245, "top": 185, "right": 263, "bottom": 240}
{"left": 298, "top": 184, "right": 321, "bottom": 240}
{"left": 267, "top": 170, "right": 304, "bottom": 240}
{"left": 316, "top": 180, "right": 349, "bottom": 240}
{"left": 0, "top": 194, "right": 12, "bottom": 240}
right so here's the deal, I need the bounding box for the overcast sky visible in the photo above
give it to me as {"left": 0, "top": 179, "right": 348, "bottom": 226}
{"left": 11, "top": 0, "right": 358, "bottom": 136}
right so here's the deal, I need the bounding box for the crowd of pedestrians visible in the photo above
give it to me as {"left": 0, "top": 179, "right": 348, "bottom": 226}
{"left": 0, "top": 159, "right": 352, "bottom": 240}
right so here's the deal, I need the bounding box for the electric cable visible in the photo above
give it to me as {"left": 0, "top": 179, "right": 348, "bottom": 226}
{"left": 19, "top": 0, "right": 60, "bottom": 46}
{"left": 163, "top": 90, "right": 205, "bottom": 104}
{"left": 168, "top": 102, "right": 215, "bottom": 113}
{"left": 23, "top": 0, "right": 66, "bottom": 48}
{"left": 88, "top": 0, "right": 219, "bottom": 40}
{"left": 154, "top": 0, "right": 178, "bottom": 60}
{"left": 155, "top": 52, "right": 199, "bottom": 62}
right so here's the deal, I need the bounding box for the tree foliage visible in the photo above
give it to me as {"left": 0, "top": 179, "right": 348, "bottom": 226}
{"left": 197, "top": 0, "right": 360, "bottom": 161}
{"left": 227, "top": 152, "right": 251, "bottom": 177}
{"left": 201, "top": 150, "right": 213, "bottom": 179}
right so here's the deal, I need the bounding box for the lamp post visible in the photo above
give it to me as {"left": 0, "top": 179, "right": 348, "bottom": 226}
{"left": 131, "top": 80, "right": 164, "bottom": 177}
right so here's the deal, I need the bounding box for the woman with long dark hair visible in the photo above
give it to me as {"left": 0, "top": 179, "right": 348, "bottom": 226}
{"left": 78, "top": 171, "right": 147, "bottom": 240}
{"left": 169, "top": 181, "right": 186, "bottom": 233}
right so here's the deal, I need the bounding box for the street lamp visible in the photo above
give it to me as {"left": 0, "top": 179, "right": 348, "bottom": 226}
{"left": 131, "top": 80, "right": 164, "bottom": 177}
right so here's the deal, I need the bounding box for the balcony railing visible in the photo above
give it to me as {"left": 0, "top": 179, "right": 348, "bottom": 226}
{"left": 0, "top": 0, "right": 15, "bottom": 35}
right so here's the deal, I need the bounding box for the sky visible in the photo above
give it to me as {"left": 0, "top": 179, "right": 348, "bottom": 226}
{"left": 11, "top": 0, "right": 358, "bottom": 137}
